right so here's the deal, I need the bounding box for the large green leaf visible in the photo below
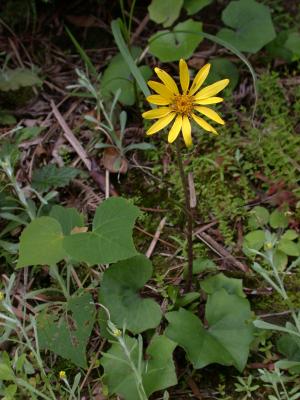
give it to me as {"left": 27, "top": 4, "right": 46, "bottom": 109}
{"left": 217, "top": 0, "right": 275, "bottom": 53}
{"left": 201, "top": 273, "right": 245, "bottom": 297}
{"left": 101, "top": 47, "right": 152, "bottom": 106}
{"left": 148, "top": 0, "right": 183, "bottom": 27}
{"left": 63, "top": 197, "right": 140, "bottom": 265}
{"left": 165, "top": 289, "right": 254, "bottom": 371}
{"left": 50, "top": 205, "right": 84, "bottom": 236}
{"left": 37, "top": 293, "right": 95, "bottom": 368}
{"left": 99, "top": 255, "right": 162, "bottom": 334}
{"left": 102, "top": 335, "right": 177, "bottom": 400}
{"left": 184, "top": 0, "right": 213, "bottom": 15}
{"left": 149, "top": 19, "right": 203, "bottom": 62}
{"left": 17, "top": 217, "right": 66, "bottom": 268}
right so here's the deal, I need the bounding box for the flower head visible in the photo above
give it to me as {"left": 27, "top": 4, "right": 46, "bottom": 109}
{"left": 142, "top": 59, "right": 229, "bottom": 147}
{"left": 59, "top": 370, "right": 66, "bottom": 380}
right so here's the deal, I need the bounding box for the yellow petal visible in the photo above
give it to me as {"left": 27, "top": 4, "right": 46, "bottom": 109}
{"left": 148, "top": 81, "right": 174, "bottom": 99}
{"left": 142, "top": 107, "right": 172, "bottom": 119}
{"left": 191, "top": 113, "right": 218, "bottom": 135}
{"left": 182, "top": 115, "right": 192, "bottom": 147}
{"left": 194, "top": 79, "right": 229, "bottom": 100}
{"left": 193, "top": 97, "right": 224, "bottom": 105}
{"left": 155, "top": 67, "right": 179, "bottom": 95}
{"left": 147, "top": 95, "right": 172, "bottom": 105}
{"left": 179, "top": 59, "right": 190, "bottom": 93}
{"left": 194, "top": 106, "right": 225, "bottom": 125}
{"left": 168, "top": 114, "right": 182, "bottom": 143}
{"left": 189, "top": 64, "right": 211, "bottom": 96}
{"left": 147, "top": 112, "right": 176, "bottom": 136}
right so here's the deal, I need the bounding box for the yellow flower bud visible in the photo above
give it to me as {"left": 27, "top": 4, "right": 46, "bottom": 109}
{"left": 59, "top": 370, "right": 66, "bottom": 380}
{"left": 112, "top": 328, "right": 122, "bottom": 337}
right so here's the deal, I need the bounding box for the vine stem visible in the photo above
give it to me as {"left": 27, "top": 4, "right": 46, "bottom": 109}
{"left": 175, "top": 141, "right": 194, "bottom": 292}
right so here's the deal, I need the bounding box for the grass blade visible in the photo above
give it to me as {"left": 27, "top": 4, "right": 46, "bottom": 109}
{"left": 111, "top": 19, "right": 151, "bottom": 99}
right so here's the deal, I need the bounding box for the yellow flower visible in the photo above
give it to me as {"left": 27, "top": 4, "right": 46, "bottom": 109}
{"left": 142, "top": 59, "right": 229, "bottom": 147}
{"left": 59, "top": 370, "right": 66, "bottom": 380}
{"left": 112, "top": 327, "right": 122, "bottom": 337}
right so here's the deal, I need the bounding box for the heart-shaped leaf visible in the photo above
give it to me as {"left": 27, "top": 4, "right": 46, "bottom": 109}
{"left": 50, "top": 205, "right": 84, "bottom": 235}
{"left": 17, "top": 217, "right": 66, "bottom": 268}
{"left": 37, "top": 293, "right": 95, "bottom": 368}
{"left": 201, "top": 273, "right": 245, "bottom": 297}
{"left": 165, "top": 289, "right": 254, "bottom": 371}
{"left": 99, "top": 255, "right": 162, "bottom": 334}
{"left": 63, "top": 197, "right": 140, "bottom": 265}
{"left": 217, "top": 0, "right": 276, "bottom": 53}
{"left": 102, "top": 335, "right": 177, "bottom": 400}
{"left": 184, "top": 0, "right": 213, "bottom": 15}
{"left": 149, "top": 19, "right": 203, "bottom": 62}
{"left": 148, "top": 0, "right": 183, "bottom": 27}
{"left": 101, "top": 47, "right": 152, "bottom": 106}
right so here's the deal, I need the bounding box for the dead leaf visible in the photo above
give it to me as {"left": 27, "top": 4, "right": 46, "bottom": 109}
{"left": 102, "top": 147, "right": 128, "bottom": 174}
{"left": 71, "top": 226, "right": 88, "bottom": 234}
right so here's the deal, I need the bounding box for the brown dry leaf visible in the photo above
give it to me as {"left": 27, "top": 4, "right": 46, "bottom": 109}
{"left": 71, "top": 226, "right": 88, "bottom": 234}
{"left": 102, "top": 147, "right": 128, "bottom": 174}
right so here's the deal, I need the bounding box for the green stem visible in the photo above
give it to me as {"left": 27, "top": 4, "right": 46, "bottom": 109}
{"left": 175, "top": 141, "right": 193, "bottom": 292}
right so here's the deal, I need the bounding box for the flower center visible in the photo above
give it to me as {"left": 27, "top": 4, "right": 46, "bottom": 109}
{"left": 172, "top": 94, "right": 194, "bottom": 115}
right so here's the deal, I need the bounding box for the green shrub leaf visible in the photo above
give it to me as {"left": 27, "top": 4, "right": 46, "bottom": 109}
{"left": 149, "top": 19, "right": 203, "bottom": 62}
{"left": 32, "top": 164, "right": 80, "bottom": 193}
{"left": 248, "top": 206, "right": 270, "bottom": 229}
{"left": 278, "top": 239, "right": 300, "bottom": 257}
{"left": 37, "top": 293, "right": 95, "bottom": 368}
{"left": 148, "top": 0, "right": 183, "bottom": 27}
{"left": 0, "top": 364, "right": 15, "bottom": 381}
{"left": 99, "top": 255, "right": 162, "bottom": 333}
{"left": 217, "top": 0, "right": 276, "bottom": 53}
{"left": 63, "top": 197, "right": 140, "bottom": 265}
{"left": 243, "top": 229, "right": 265, "bottom": 254}
{"left": 102, "top": 335, "right": 177, "bottom": 399}
{"left": 0, "top": 68, "right": 42, "bottom": 91}
{"left": 269, "top": 210, "right": 289, "bottom": 229}
{"left": 165, "top": 289, "right": 254, "bottom": 371}
{"left": 17, "top": 217, "right": 66, "bottom": 268}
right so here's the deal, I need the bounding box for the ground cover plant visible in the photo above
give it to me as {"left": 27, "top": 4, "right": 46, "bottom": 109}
{"left": 0, "top": 0, "right": 300, "bottom": 398}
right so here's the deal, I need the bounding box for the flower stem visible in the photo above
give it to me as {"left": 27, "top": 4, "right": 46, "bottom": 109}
{"left": 175, "top": 141, "right": 193, "bottom": 292}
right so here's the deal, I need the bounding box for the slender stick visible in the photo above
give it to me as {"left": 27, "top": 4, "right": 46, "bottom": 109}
{"left": 175, "top": 141, "right": 194, "bottom": 292}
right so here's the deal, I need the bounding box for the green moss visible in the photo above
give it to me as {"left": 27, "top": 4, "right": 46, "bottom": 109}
{"left": 252, "top": 272, "right": 300, "bottom": 314}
